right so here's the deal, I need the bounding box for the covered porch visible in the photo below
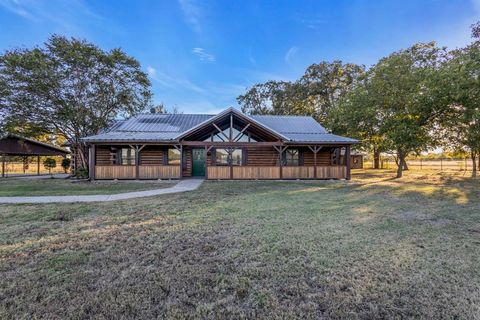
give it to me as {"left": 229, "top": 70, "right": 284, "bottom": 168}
{"left": 89, "top": 142, "right": 351, "bottom": 180}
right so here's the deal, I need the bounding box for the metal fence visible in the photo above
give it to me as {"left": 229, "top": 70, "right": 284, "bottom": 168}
{"left": 364, "top": 158, "right": 475, "bottom": 172}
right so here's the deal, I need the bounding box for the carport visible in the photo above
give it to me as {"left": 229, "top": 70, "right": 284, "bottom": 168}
{"left": 0, "top": 134, "right": 70, "bottom": 177}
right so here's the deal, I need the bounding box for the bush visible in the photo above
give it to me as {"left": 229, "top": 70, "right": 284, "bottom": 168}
{"left": 43, "top": 158, "right": 57, "bottom": 175}
{"left": 61, "top": 158, "right": 71, "bottom": 173}
{"left": 74, "top": 168, "right": 89, "bottom": 179}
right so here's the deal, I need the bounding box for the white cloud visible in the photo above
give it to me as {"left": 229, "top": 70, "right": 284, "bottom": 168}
{"left": 147, "top": 66, "right": 157, "bottom": 79}
{"left": 178, "top": 0, "right": 202, "bottom": 34}
{"left": 192, "top": 47, "right": 215, "bottom": 63}
{"left": 285, "top": 46, "right": 299, "bottom": 64}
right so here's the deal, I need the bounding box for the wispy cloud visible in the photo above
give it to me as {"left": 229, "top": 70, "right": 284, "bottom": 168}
{"left": 192, "top": 47, "right": 215, "bottom": 63}
{"left": 0, "top": 0, "right": 104, "bottom": 33}
{"left": 248, "top": 47, "right": 256, "bottom": 65}
{"left": 285, "top": 46, "right": 299, "bottom": 64}
{"left": 147, "top": 66, "right": 157, "bottom": 79}
{"left": 178, "top": 0, "right": 202, "bottom": 34}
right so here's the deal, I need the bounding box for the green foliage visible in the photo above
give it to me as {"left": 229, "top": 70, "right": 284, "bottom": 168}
{"left": 237, "top": 61, "right": 365, "bottom": 130}
{"left": 61, "top": 158, "right": 71, "bottom": 173}
{"left": 0, "top": 35, "right": 152, "bottom": 169}
{"left": 43, "top": 158, "right": 56, "bottom": 174}
{"left": 74, "top": 168, "right": 89, "bottom": 179}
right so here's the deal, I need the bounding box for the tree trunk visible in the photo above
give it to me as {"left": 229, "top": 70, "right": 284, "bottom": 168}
{"left": 73, "top": 143, "right": 89, "bottom": 172}
{"left": 396, "top": 151, "right": 405, "bottom": 178}
{"left": 472, "top": 151, "right": 477, "bottom": 178}
{"left": 373, "top": 149, "right": 380, "bottom": 169}
{"left": 403, "top": 160, "right": 409, "bottom": 171}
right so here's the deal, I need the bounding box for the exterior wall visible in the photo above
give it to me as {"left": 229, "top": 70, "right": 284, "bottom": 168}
{"left": 92, "top": 144, "right": 349, "bottom": 180}
{"left": 94, "top": 145, "right": 180, "bottom": 180}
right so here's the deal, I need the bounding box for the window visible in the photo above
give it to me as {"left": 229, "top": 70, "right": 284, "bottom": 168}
{"left": 231, "top": 149, "right": 242, "bottom": 165}
{"left": 168, "top": 149, "right": 181, "bottom": 165}
{"left": 215, "top": 148, "right": 243, "bottom": 165}
{"left": 285, "top": 149, "right": 299, "bottom": 166}
{"left": 215, "top": 149, "right": 229, "bottom": 165}
{"left": 118, "top": 148, "right": 136, "bottom": 165}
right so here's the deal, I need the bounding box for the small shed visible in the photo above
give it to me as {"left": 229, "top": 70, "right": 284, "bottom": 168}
{"left": 0, "top": 134, "right": 70, "bottom": 177}
{"left": 340, "top": 150, "right": 364, "bottom": 169}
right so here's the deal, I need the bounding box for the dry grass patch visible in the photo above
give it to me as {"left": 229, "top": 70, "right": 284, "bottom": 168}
{"left": 1, "top": 169, "right": 480, "bottom": 318}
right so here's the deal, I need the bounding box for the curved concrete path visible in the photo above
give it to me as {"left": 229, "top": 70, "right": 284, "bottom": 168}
{"left": 0, "top": 179, "right": 203, "bottom": 204}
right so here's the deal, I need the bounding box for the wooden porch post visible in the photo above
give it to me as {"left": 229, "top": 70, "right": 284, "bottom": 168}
{"left": 205, "top": 145, "right": 208, "bottom": 180}
{"left": 135, "top": 146, "right": 140, "bottom": 180}
{"left": 179, "top": 145, "right": 183, "bottom": 179}
{"left": 37, "top": 155, "right": 40, "bottom": 175}
{"left": 346, "top": 145, "right": 351, "bottom": 180}
{"left": 1, "top": 154, "right": 5, "bottom": 178}
{"left": 275, "top": 145, "right": 287, "bottom": 179}
{"left": 89, "top": 145, "right": 96, "bottom": 180}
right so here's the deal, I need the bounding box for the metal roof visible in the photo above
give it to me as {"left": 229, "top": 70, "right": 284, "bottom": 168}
{"left": 82, "top": 109, "right": 357, "bottom": 144}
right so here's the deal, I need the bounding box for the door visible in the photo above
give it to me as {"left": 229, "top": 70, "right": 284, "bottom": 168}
{"left": 192, "top": 148, "right": 206, "bottom": 177}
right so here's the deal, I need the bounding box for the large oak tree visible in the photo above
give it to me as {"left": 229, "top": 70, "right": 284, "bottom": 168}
{"left": 0, "top": 35, "right": 152, "bottom": 171}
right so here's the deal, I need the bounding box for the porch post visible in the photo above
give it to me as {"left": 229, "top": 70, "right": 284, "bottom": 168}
{"left": 313, "top": 147, "right": 317, "bottom": 179}
{"left": 204, "top": 145, "right": 208, "bottom": 180}
{"left": 135, "top": 145, "right": 140, "bottom": 180}
{"left": 179, "top": 145, "right": 183, "bottom": 179}
{"left": 89, "top": 144, "right": 96, "bottom": 180}
{"left": 37, "top": 155, "right": 40, "bottom": 175}
{"left": 1, "top": 153, "right": 5, "bottom": 178}
{"left": 346, "top": 145, "right": 351, "bottom": 180}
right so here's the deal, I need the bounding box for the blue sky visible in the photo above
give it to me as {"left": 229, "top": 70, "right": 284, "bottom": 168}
{"left": 0, "top": 0, "right": 479, "bottom": 114}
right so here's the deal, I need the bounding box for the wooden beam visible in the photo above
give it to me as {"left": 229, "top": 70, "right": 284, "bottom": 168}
{"left": 212, "top": 123, "right": 229, "bottom": 141}
{"left": 89, "top": 145, "right": 96, "bottom": 180}
{"left": 233, "top": 123, "right": 251, "bottom": 142}
{"left": 274, "top": 146, "right": 287, "bottom": 179}
{"left": 346, "top": 146, "right": 351, "bottom": 180}
{"left": 229, "top": 114, "right": 233, "bottom": 142}
{"left": 135, "top": 145, "right": 141, "bottom": 180}
{"left": 204, "top": 145, "right": 208, "bottom": 179}
{"left": 179, "top": 145, "right": 183, "bottom": 179}
{"left": 182, "top": 141, "right": 282, "bottom": 147}
{"left": 37, "top": 155, "right": 40, "bottom": 176}
{"left": 1, "top": 154, "right": 5, "bottom": 178}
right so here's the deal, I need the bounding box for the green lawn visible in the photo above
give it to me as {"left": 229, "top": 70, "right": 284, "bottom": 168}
{"left": 1, "top": 170, "right": 479, "bottom": 318}
{"left": 0, "top": 179, "right": 175, "bottom": 196}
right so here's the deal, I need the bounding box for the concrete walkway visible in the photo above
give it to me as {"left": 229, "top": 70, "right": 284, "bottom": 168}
{"left": 0, "top": 179, "right": 204, "bottom": 204}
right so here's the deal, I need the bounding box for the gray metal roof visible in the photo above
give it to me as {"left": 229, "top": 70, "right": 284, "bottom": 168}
{"left": 82, "top": 110, "right": 356, "bottom": 144}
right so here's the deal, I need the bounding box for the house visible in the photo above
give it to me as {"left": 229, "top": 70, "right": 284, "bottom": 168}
{"left": 82, "top": 108, "right": 358, "bottom": 180}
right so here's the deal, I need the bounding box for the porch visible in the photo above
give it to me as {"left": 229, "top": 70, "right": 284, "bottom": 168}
{"left": 89, "top": 143, "right": 350, "bottom": 180}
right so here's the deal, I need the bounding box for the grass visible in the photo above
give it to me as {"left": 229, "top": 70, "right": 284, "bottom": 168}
{"left": 1, "top": 169, "right": 480, "bottom": 318}
{"left": 0, "top": 179, "right": 175, "bottom": 196}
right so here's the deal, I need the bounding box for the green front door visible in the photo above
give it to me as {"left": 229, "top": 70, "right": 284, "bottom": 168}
{"left": 192, "top": 148, "right": 206, "bottom": 177}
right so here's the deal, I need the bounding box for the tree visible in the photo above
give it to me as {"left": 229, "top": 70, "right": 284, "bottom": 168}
{"left": 237, "top": 61, "right": 364, "bottom": 131}
{"left": 330, "top": 83, "right": 387, "bottom": 169}
{"left": 43, "top": 158, "right": 56, "bottom": 175}
{"left": 364, "top": 43, "right": 449, "bottom": 178}
{"left": 441, "top": 22, "right": 480, "bottom": 177}
{"left": 61, "top": 158, "right": 71, "bottom": 174}
{"left": 0, "top": 35, "right": 152, "bottom": 171}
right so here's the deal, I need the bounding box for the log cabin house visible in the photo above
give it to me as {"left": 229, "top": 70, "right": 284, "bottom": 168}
{"left": 82, "top": 108, "right": 358, "bottom": 180}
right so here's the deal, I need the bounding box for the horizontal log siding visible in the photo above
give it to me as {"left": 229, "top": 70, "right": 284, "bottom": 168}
{"left": 139, "top": 165, "right": 180, "bottom": 179}
{"left": 302, "top": 149, "right": 331, "bottom": 166}
{"left": 207, "top": 166, "right": 230, "bottom": 179}
{"left": 232, "top": 166, "right": 280, "bottom": 179}
{"left": 245, "top": 146, "right": 278, "bottom": 166}
{"left": 282, "top": 166, "right": 315, "bottom": 179}
{"left": 95, "top": 165, "right": 135, "bottom": 179}
{"left": 95, "top": 146, "right": 114, "bottom": 165}
{"left": 140, "top": 147, "right": 164, "bottom": 165}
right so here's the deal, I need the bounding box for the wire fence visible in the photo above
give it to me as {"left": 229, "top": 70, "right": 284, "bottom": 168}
{"left": 1, "top": 156, "right": 67, "bottom": 177}
{"left": 363, "top": 157, "right": 475, "bottom": 172}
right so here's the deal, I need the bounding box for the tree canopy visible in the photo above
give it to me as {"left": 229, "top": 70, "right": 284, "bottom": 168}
{"left": 0, "top": 35, "right": 152, "bottom": 169}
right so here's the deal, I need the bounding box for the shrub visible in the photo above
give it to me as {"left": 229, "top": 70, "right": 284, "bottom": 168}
{"left": 43, "top": 158, "right": 57, "bottom": 175}
{"left": 61, "top": 158, "right": 71, "bottom": 173}
{"left": 74, "top": 168, "right": 89, "bottom": 179}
